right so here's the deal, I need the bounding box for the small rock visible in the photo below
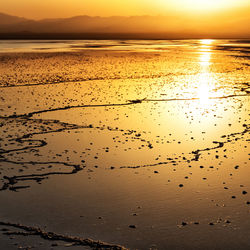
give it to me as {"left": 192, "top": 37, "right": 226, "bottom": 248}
{"left": 129, "top": 225, "right": 136, "bottom": 229}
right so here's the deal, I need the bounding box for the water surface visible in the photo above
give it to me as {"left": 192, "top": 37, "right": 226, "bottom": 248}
{"left": 0, "top": 39, "right": 249, "bottom": 249}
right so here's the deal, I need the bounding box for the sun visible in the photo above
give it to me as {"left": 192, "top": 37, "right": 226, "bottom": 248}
{"left": 156, "top": 0, "right": 242, "bottom": 13}
{"left": 183, "top": 0, "right": 230, "bottom": 10}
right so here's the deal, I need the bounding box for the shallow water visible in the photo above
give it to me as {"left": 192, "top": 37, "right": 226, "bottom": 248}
{"left": 0, "top": 39, "right": 249, "bottom": 249}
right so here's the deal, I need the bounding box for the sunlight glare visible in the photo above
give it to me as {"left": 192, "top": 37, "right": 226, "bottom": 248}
{"left": 197, "top": 84, "right": 210, "bottom": 104}
{"left": 199, "top": 52, "right": 211, "bottom": 67}
{"left": 195, "top": 74, "right": 214, "bottom": 105}
{"left": 200, "top": 40, "right": 214, "bottom": 45}
{"left": 176, "top": 0, "right": 236, "bottom": 12}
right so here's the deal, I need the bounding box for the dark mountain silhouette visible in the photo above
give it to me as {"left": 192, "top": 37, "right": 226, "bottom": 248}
{"left": 0, "top": 11, "right": 249, "bottom": 39}
{"left": 0, "top": 12, "right": 30, "bottom": 25}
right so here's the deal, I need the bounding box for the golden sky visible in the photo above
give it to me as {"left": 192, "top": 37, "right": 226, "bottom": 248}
{"left": 1, "top": 0, "right": 249, "bottom": 19}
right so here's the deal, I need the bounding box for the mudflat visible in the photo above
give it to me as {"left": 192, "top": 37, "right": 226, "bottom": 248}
{"left": 0, "top": 39, "right": 249, "bottom": 249}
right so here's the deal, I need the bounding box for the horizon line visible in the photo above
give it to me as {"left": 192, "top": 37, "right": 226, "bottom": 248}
{"left": 0, "top": 32, "right": 249, "bottom": 40}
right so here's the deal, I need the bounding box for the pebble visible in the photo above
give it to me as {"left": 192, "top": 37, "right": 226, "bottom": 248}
{"left": 129, "top": 225, "right": 136, "bottom": 229}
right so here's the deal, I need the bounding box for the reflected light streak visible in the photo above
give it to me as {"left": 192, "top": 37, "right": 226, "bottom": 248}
{"left": 199, "top": 52, "right": 211, "bottom": 67}
{"left": 197, "top": 41, "right": 214, "bottom": 105}
{"left": 199, "top": 39, "right": 214, "bottom": 53}
{"left": 197, "top": 81, "right": 210, "bottom": 105}
{"left": 200, "top": 39, "right": 214, "bottom": 45}
{"left": 199, "top": 39, "right": 213, "bottom": 67}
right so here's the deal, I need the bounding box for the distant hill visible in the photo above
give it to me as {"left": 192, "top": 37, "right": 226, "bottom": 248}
{"left": 0, "top": 11, "right": 249, "bottom": 39}
{"left": 0, "top": 12, "right": 29, "bottom": 25}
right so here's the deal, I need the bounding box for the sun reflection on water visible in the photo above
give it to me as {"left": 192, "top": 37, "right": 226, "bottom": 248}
{"left": 197, "top": 78, "right": 211, "bottom": 105}
{"left": 200, "top": 39, "right": 214, "bottom": 45}
{"left": 196, "top": 39, "right": 215, "bottom": 104}
{"left": 199, "top": 52, "right": 211, "bottom": 66}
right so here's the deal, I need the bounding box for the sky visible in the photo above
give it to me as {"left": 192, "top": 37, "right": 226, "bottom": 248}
{"left": 1, "top": 0, "right": 249, "bottom": 19}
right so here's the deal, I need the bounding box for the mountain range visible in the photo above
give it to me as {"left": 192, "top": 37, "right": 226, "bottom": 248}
{"left": 0, "top": 11, "right": 249, "bottom": 39}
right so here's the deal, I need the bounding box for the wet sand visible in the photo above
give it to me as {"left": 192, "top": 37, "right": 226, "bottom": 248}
{"left": 0, "top": 39, "right": 249, "bottom": 249}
